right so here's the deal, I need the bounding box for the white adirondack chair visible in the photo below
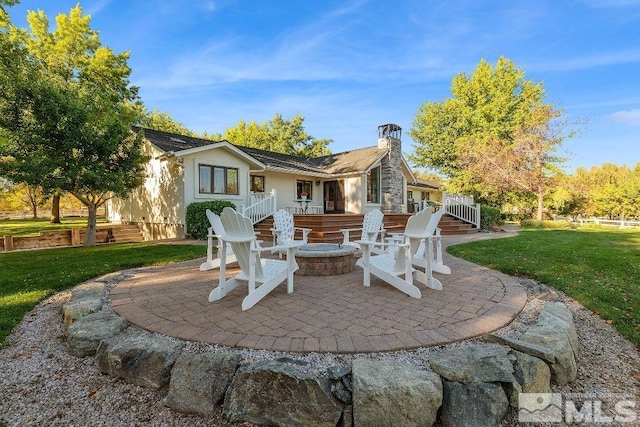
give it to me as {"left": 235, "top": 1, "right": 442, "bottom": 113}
{"left": 383, "top": 207, "right": 451, "bottom": 289}
{"left": 271, "top": 209, "right": 312, "bottom": 249}
{"left": 208, "top": 207, "right": 303, "bottom": 311}
{"left": 355, "top": 207, "right": 450, "bottom": 298}
{"left": 411, "top": 207, "right": 451, "bottom": 280}
{"left": 340, "top": 209, "right": 385, "bottom": 252}
{"left": 200, "top": 209, "right": 237, "bottom": 271}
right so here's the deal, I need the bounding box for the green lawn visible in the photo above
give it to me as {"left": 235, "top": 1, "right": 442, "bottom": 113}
{"left": 0, "top": 242, "right": 205, "bottom": 345}
{"left": 0, "top": 217, "right": 106, "bottom": 236}
{"left": 448, "top": 227, "right": 640, "bottom": 346}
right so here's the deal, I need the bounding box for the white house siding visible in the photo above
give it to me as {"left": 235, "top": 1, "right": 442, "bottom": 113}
{"left": 343, "top": 175, "right": 364, "bottom": 214}
{"left": 182, "top": 148, "right": 255, "bottom": 213}
{"left": 107, "top": 142, "right": 185, "bottom": 239}
{"left": 251, "top": 172, "right": 300, "bottom": 212}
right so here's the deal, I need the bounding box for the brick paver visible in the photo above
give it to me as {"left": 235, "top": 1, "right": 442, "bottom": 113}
{"left": 109, "top": 232, "right": 526, "bottom": 353}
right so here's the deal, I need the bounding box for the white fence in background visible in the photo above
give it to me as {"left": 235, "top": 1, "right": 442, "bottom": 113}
{"left": 556, "top": 216, "right": 640, "bottom": 229}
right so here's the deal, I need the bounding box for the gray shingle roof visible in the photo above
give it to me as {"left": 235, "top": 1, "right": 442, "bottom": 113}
{"left": 134, "top": 126, "right": 385, "bottom": 176}
{"left": 133, "top": 126, "right": 213, "bottom": 152}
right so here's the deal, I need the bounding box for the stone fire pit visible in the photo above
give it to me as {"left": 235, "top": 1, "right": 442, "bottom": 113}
{"left": 294, "top": 243, "right": 357, "bottom": 276}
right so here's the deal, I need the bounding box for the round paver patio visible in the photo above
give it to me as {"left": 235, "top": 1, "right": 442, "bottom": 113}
{"left": 109, "top": 234, "right": 527, "bottom": 353}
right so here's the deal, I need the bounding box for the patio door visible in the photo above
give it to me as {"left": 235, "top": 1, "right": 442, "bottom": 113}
{"left": 324, "top": 180, "right": 345, "bottom": 213}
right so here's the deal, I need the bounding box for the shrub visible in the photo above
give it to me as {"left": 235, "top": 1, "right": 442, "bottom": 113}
{"left": 185, "top": 200, "right": 235, "bottom": 240}
{"left": 520, "top": 219, "right": 576, "bottom": 229}
{"left": 480, "top": 205, "right": 501, "bottom": 230}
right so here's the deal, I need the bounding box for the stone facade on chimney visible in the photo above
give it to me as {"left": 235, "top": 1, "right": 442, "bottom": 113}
{"left": 377, "top": 124, "right": 404, "bottom": 213}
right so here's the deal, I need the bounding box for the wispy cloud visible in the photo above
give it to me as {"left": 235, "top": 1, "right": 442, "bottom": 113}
{"left": 84, "top": 0, "right": 113, "bottom": 17}
{"left": 529, "top": 50, "right": 640, "bottom": 72}
{"left": 136, "top": 0, "right": 476, "bottom": 91}
{"left": 608, "top": 109, "right": 640, "bottom": 125}
{"left": 137, "top": 1, "right": 370, "bottom": 89}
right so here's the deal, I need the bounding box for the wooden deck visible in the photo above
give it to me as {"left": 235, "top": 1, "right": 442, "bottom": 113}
{"left": 254, "top": 213, "right": 477, "bottom": 244}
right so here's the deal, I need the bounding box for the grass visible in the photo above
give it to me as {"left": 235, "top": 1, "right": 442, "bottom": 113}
{"left": 448, "top": 227, "right": 640, "bottom": 346}
{"left": 0, "top": 242, "right": 205, "bottom": 346}
{"left": 0, "top": 217, "right": 106, "bottom": 236}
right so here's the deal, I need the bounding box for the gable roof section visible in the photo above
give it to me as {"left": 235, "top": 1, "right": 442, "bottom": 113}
{"left": 135, "top": 126, "right": 265, "bottom": 168}
{"left": 409, "top": 180, "right": 441, "bottom": 190}
{"left": 134, "top": 126, "right": 212, "bottom": 153}
{"left": 312, "top": 146, "right": 385, "bottom": 174}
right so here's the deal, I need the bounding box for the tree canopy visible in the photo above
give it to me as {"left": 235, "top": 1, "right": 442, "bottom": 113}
{"left": 222, "top": 114, "right": 332, "bottom": 158}
{"left": 0, "top": 4, "right": 147, "bottom": 245}
{"left": 552, "top": 163, "right": 640, "bottom": 220}
{"left": 409, "top": 57, "right": 572, "bottom": 219}
{"left": 136, "top": 107, "right": 197, "bottom": 137}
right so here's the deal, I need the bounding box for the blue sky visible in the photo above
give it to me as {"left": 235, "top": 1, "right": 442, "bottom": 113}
{"left": 8, "top": 0, "right": 640, "bottom": 172}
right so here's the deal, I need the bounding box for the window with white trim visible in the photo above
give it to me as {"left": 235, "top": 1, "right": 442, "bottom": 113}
{"left": 199, "top": 164, "right": 238, "bottom": 195}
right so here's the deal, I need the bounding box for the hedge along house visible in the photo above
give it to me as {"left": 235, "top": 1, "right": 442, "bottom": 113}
{"left": 107, "top": 124, "right": 420, "bottom": 239}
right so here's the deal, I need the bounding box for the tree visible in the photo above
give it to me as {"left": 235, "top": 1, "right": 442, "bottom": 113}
{"left": 223, "top": 114, "right": 332, "bottom": 157}
{"left": 16, "top": 184, "right": 45, "bottom": 218}
{"left": 412, "top": 170, "right": 446, "bottom": 187}
{"left": 137, "top": 108, "right": 197, "bottom": 136}
{"left": 0, "top": 5, "right": 147, "bottom": 245}
{"left": 552, "top": 163, "right": 640, "bottom": 220}
{"left": 409, "top": 57, "right": 572, "bottom": 219}
{"left": 456, "top": 106, "right": 569, "bottom": 220}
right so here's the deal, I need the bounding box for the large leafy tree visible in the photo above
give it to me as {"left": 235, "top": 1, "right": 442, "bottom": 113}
{"left": 457, "top": 106, "right": 569, "bottom": 220}
{"left": 409, "top": 57, "right": 570, "bottom": 218}
{"left": 0, "top": 5, "right": 147, "bottom": 245}
{"left": 223, "top": 114, "right": 332, "bottom": 158}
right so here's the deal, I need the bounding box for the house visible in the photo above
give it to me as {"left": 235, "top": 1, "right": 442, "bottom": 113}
{"left": 107, "top": 123, "right": 437, "bottom": 239}
{"left": 407, "top": 180, "right": 443, "bottom": 213}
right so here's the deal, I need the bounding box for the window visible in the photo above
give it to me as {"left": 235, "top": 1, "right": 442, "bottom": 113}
{"left": 296, "top": 180, "right": 312, "bottom": 199}
{"left": 250, "top": 175, "right": 265, "bottom": 192}
{"left": 367, "top": 166, "right": 380, "bottom": 203}
{"left": 199, "top": 164, "right": 239, "bottom": 195}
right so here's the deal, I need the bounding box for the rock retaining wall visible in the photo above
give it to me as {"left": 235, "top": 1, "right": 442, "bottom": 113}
{"left": 63, "top": 281, "right": 579, "bottom": 426}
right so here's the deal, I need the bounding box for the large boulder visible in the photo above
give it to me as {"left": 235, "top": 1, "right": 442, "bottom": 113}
{"left": 165, "top": 351, "right": 242, "bottom": 416}
{"left": 537, "top": 302, "right": 580, "bottom": 358}
{"left": 327, "top": 365, "right": 352, "bottom": 405}
{"left": 61, "top": 297, "right": 103, "bottom": 326}
{"left": 94, "top": 329, "right": 183, "bottom": 389}
{"left": 67, "top": 312, "right": 128, "bottom": 357}
{"left": 428, "top": 343, "right": 515, "bottom": 383}
{"left": 503, "top": 350, "right": 552, "bottom": 408}
{"left": 440, "top": 381, "right": 509, "bottom": 427}
{"left": 351, "top": 359, "right": 442, "bottom": 427}
{"left": 224, "top": 359, "right": 342, "bottom": 427}
{"left": 513, "top": 350, "right": 551, "bottom": 394}
{"left": 521, "top": 302, "right": 578, "bottom": 385}
{"left": 71, "top": 281, "right": 107, "bottom": 299}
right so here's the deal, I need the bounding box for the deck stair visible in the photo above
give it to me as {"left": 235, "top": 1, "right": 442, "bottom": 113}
{"left": 437, "top": 215, "right": 478, "bottom": 235}
{"left": 253, "top": 213, "right": 477, "bottom": 244}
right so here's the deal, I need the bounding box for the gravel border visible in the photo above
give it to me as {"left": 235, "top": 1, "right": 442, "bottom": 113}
{"left": 1, "top": 268, "right": 639, "bottom": 426}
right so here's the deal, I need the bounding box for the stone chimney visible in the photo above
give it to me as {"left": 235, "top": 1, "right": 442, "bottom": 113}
{"left": 377, "top": 124, "right": 403, "bottom": 213}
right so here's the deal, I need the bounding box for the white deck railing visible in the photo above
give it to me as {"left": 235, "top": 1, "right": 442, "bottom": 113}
{"left": 242, "top": 190, "right": 277, "bottom": 224}
{"left": 442, "top": 192, "right": 481, "bottom": 229}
